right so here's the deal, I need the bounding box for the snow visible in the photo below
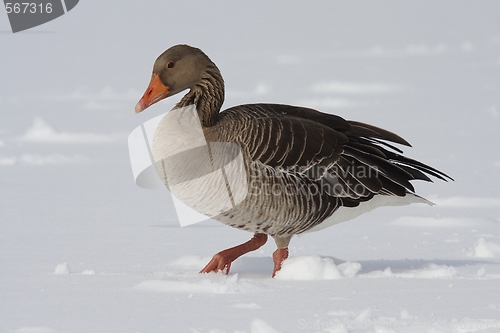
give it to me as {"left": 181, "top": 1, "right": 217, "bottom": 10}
{"left": 1, "top": 1, "right": 500, "bottom": 333}
{"left": 390, "top": 216, "right": 484, "bottom": 228}
{"left": 19, "top": 117, "right": 126, "bottom": 144}
{"left": 467, "top": 238, "right": 500, "bottom": 258}
{"left": 361, "top": 264, "right": 458, "bottom": 279}
{"left": 430, "top": 197, "right": 500, "bottom": 208}
{"left": 80, "top": 270, "right": 96, "bottom": 275}
{"left": 135, "top": 274, "right": 259, "bottom": 294}
{"left": 53, "top": 263, "right": 70, "bottom": 275}
{"left": 275, "top": 256, "right": 361, "bottom": 280}
{"left": 250, "top": 319, "right": 282, "bottom": 333}
{"left": 310, "top": 81, "right": 403, "bottom": 95}
{"left": 232, "top": 303, "right": 263, "bottom": 309}
{"left": 14, "top": 328, "right": 57, "bottom": 333}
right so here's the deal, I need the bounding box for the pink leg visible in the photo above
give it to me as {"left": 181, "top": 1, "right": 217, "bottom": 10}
{"left": 200, "top": 233, "right": 268, "bottom": 274}
{"left": 272, "top": 247, "right": 289, "bottom": 278}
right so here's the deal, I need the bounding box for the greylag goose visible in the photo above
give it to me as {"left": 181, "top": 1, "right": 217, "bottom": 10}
{"left": 135, "top": 44, "right": 452, "bottom": 277}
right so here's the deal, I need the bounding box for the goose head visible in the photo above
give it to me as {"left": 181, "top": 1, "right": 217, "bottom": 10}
{"left": 135, "top": 44, "right": 216, "bottom": 113}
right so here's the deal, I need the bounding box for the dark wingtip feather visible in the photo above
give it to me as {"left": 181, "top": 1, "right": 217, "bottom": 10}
{"left": 385, "top": 151, "right": 453, "bottom": 182}
{"left": 348, "top": 121, "right": 412, "bottom": 147}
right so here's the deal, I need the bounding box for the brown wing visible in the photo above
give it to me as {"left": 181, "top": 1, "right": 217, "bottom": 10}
{"left": 217, "top": 103, "right": 452, "bottom": 206}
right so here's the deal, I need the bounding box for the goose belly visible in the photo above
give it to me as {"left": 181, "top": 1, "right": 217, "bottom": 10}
{"left": 213, "top": 165, "right": 341, "bottom": 236}
{"left": 308, "top": 193, "right": 433, "bottom": 233}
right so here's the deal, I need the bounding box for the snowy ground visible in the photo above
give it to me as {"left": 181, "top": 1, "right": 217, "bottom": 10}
{"left": 1, "top": 2, "right": 500, "bottom": 333}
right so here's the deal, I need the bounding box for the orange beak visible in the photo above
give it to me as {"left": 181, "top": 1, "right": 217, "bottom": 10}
{"left": 135, "top": 74, "right": 170, "bottom": 113}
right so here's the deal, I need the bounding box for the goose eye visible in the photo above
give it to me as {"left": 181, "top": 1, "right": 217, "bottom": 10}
{"left": 166, "top": 61, "right": 175, "bottom": 69}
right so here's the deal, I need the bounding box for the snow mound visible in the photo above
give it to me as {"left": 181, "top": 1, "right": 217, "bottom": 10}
{"left": 19, "top": 117, "right": 126, "bottom": 144}
{"left": 54, "top": 262, "right": 70, "bottom": 274}
{"left": 354, "top": 308, "right": 372, "bottom": 321}
{"left": 135, "top": 274, "right": 258, "bottom": 294}
{"left": 362, "top": 264, "right": 458, "bottom": 278}
{"left": 467, "top": 238, "right": 500, "bottom": 258}
{"left": 400, "top": 309, "right": 414, "bottom": 319}
{"left": 81, "top": 270, "right": 96, "bottom": 275}
{"left": 250, "top": 319, "right": 282, "bottom": 333}
{"left": 274, "top": 256, "right": 361, "bottom": 280}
